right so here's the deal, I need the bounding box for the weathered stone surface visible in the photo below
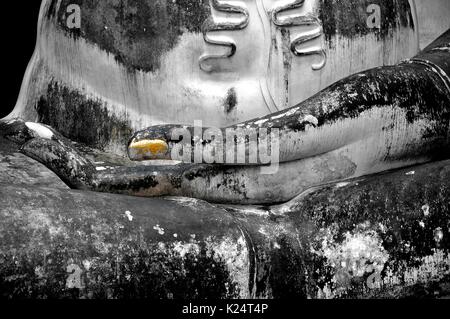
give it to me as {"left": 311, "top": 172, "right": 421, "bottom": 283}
{"left": 1, "top": 130, "right": 449, "bottom": 298}
{"left": 13, "top": 30, "right": 449, "bottom": 205}
{"left": 415, "top": 0, "right": 450, "bottom": 48}
{"left": 0, "top": 134, "right": 68, "bottom": 189}
{"left": 270, "top": 160, "right": 450, "bottom": 298}
{"left": 0, "top": 186, "right": 252, "bottom": 299}
{"left": 0, "top": 152, "right": 68, "bottom": 190}
{"left": 7, "top": 0, "right": 422, "bottom": 154}
{"left": 0, "top": 0, "right": 449, "bottom": 300}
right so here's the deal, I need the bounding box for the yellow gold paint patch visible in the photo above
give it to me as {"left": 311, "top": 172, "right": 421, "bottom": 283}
{"left": 129, "top": 139, "right": 169, "bottom": 156}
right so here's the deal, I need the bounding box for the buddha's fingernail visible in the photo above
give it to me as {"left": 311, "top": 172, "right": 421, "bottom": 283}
{"left": 128, "top": 139, "right": 169, "bottom": 157}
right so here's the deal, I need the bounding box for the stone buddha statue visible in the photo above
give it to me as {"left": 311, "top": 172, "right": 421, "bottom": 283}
{"left": 0, "top": 0, "right": 449, "bottom": 299}
{"left": 9, "top": 0, "right": 420, "bottom": 152}
{"left": 4, "top": 0, "right": 441, "bottom": 202}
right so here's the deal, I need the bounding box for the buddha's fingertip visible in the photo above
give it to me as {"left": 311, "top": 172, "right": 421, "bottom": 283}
{"left": 128, "top": 139, "right": 170, "bottom": 160}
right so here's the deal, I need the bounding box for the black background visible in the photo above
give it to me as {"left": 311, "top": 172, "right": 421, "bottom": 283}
{"left": 1, "top": 1, "right": 42, "bottom": 118}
